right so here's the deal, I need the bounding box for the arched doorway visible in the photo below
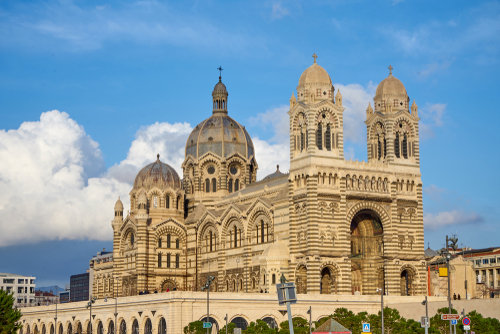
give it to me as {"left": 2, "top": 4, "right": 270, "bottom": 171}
{"left": 230, "top": 317, "right": 248, "bottom": 331}
{"left": 96, "top": 322, "right": 103, "bottom": 334}
{"left": 119, "top": 321, "right": 126, "bottom": 334}
{"left": 350, "top": 210, "right": 384, "bottom": 295}
{"left": 199, "top": 317, "right": 218, "bottom": 333}
{"left": 320, "top": 267, "right": 337, "bottom": 294}
{"left": 158, "top": 318, "right": 166, "bottom": 334}
{"left": 295, "top": 265, "right": 307, "bottom": 294}
{"left": 162, "top": 280, "right": 176, "bottom": 292}
{"left": 67, "top": 324, "right": 72, "bottom": 334}
{"left": 262, "top": 317, "right": 278, "bottom": 329}
{"left": 76, "top": 323, "right": 82, "bottom": 334}
{"left": 400, "top": 269, "right": 415, "bottom": 296}
{"left": 144, "top": 319, "right": 152, "bottom": 334}
{"left": 131, "top": 320, "right": 139, "bottom": 334}
{"left": 107, "top": 321, "right": 113, "bottom": 334}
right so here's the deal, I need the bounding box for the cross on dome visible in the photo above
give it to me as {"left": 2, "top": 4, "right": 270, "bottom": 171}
{"left": 388, "top": 65, "right": 393, "bottom": 75}
{"left": 217, "top": 66, "right": 223, "bottom": 81}
{"left": 312, "top": 53, "right": 318, "bottom": 63}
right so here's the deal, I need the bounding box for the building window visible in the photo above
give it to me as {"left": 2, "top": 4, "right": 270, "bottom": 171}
{"left": 490, "top": 258, "right": 496, "bottom": 263}
{"left": 158, "top": 238, "right": 162, "bottom": 248}
{"left": 395, "top": 132, "right": 400, "bottom": 158}
{"left": 325, "top": 125, "right": 331, "bottom": 150}
{"left": 176, "top": 239, "right": 180, "bottom": 249}
{"left": 167, "top": 234, "right": 171, "bottom": 248}
{"left": 483, "top": 259, "right": 489, "bottom": 264}
{"left": 167, "top": 254, "right": 171, "bottom": 268}
{"left": 212, "top": 178, "right": 217, "bottom": 192}
{"left": 316, "top": 123, "right": 322, "bottom": 150}
{"left": 205, "top": 179, "right": 210, "bottom": 193}
{"left": 153, "top": 196, "right": 158, "bottom": 208}
{"left": 402, "top": 133, "right": 408, "bottom": 159}
{"left": 228, "top": 179, "right": 233, "bottom": 193}
{"left": 235, "top": 179, "right": 239, "bottom": 192}
{"left": 158, "top": 254, "right": 162, "bottom": 268}
{"left": 234, "top": 225, "right": 238, "bottom": 248}
{"left": 476, "top": 260, "right": 481, "bottom": 266}
{"left": 272, "top": 274, "right": 276, "bottom": 284}
{"left": 175, "top": 254, "right": 180, "bottom": 268}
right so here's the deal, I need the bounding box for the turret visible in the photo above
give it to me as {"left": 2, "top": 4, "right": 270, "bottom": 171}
{"left": 335, "top": 89, "right": 343, "bottom": 107}
{"left": 411, "top": 100, "right": 418, "bottom": 117}
{"left": 113, "top": 197, "right": 124, "bottom": 223}
{"left": 290, "top": 92, "right": 296, "bottom": 108}
{"left": 366, "top": 102, "right": 373, "bottom": 119}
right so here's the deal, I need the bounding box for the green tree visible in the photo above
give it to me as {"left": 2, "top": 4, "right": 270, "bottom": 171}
{"left": 331, "top": 308, "right": 363, "bottom": 334}
{"left": 218, "top": 323, "right": 235, "bottom": 334}
{"left": 278, "top": 317, "right": 309, "bottom": 334}
{"left": 0, "top": 290, "right": 22, "bottom": 334}
{"left": 429, "top": 307, "right": 462, "bottom": 334}
{"left": 244, "top": 320, "right": 277, "bottom": 334}
{"left": 466, "top": 310, "right": 498, "bottom": 334}
{"left": 183, "top": 321, "right": 204, "bottom": 334}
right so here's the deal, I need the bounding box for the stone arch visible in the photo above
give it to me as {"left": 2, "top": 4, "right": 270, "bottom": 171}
{"left": 346, "top": 202, "right": 391, "bottom": 231}
{"left": 197, "top": 220, "right": 219, "bottom": 250}
{"left": 399, "top": 264, "right": 419, "bottom": 296}
{"left": 294, "top": 263, "right": 308, "bottom": 294}
{"left": 393, "top": 115, "right": 415, "bottom": 135}
{"left": 319, "top": 262, "right": 341, "bottom": 294}
{"left": 247, "top": 208, "right": 273, "bottom": 244}
{"left": 154, "top": 221, "right": 187, "bottom": 244}
{"left": 221, "top": 214, "right": 245, "bottom": 249}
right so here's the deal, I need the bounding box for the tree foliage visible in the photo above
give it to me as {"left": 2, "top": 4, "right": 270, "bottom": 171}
{"left": 0, "top": 290, "right": 22, "bottom": 334}
{"left": 183, "top": 321, "right": 204, "bottom": 334}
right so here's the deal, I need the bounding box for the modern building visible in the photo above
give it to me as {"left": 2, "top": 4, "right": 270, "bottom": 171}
{"left": 59, "top": 290, "right": 70, "bottom": 303}
{"left": 459, "top": 247, "right": 500, "bottom": 297}
{"left": 0, "top": 273, "right": 36, "bottom": 306}
{"left": 90, "top": 57, "right": 426, "bottom": 299}
{"left": 70, "top": 273, "right": 90, "bottom": 302}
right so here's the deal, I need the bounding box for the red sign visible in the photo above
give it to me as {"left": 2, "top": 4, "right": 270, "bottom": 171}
{"left": 441, "top": 314, "right": 460, "bottom": 320}
{"left": 463, "top": 317, "right": 471, "bottom": 326}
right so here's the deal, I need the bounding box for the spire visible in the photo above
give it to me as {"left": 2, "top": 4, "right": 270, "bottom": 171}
{"left": 290, "top": 92, "right": 296, "bottom": 107}
{"left": 335, "top": 89, "right": 343, "bottom": 107}
{"left": 411, "top": 99, "right": 418, "bottom": 116}
{"left": 366, "top": 102, "right": 373, "bottom": 118}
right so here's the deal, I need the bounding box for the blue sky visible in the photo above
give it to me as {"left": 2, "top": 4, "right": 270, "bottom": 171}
{"left": 0, "top": 0, "right": 499, "bottom": 287}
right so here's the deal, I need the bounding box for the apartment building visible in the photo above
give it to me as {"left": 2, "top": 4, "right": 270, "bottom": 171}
{"left": 0, "top": 273, "right": 36, "bottom": 305}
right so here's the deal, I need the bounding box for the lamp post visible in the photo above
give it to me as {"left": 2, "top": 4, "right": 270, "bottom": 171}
{"left": 201, "top": 276, "right": 215, "bottom": 334}
{"left": 376, "top": 286, "right": 384, "bottom": 334}
{"left": 422, "top": 296, "right": 429, "bottom": 334}
{"left": 86, "top": 297, "right": 97, "bottom": 334}
{"left": 104, "top": 295, "right": 117, "bottom": 334}
{"left": 306, "top": 306, "right": 312, "bottom": 334}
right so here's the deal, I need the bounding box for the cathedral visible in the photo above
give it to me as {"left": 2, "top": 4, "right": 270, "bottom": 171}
{"left": 92, "top": 55, "right": 426, "bottom": 299}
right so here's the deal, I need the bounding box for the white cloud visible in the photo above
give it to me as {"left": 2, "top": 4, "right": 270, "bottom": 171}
{"left": 271, "top": 2, "right": 290, "bottom": 20}
{"left": 419, "top": 103, "right": 446, "bottom": 138}
{"left": 248, "top": 105, "right": 290, "bottom": 179}
{"left": 417, "top": 59, "right": 454, "bottom": 78}
{"left": 424, "top": 210, "right": 484, "bottom": 230}
{"left": 0, "top": 110, "right": 192, "bottom": 247}
{"left": 335, "top": 82, "right": 377, "bottom": 143}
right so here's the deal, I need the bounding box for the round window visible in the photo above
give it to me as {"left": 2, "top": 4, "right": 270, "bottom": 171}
{"left": 230, "top": 166, "right": 237, "bottom": 175}
{"left": 208, "top": 166, "right": 215, "bottom": 175}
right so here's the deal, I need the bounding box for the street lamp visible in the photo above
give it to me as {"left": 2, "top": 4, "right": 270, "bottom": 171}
{"left": 439, "top": 235, "right": 458, "bottom": 334}
{"left": 376, "top": 286, "right": 384, "bottom": 334}
{"left": 85, "top": 297, "right": 97, "bottom": 334}
{"left": 422, "top": 296, "right": 429, "bottom": 334}
{"left": 104, "top": 296, "right": 117, "bottom": 334}
{"left": 201, "top": 276, "right": 216, "bottom": 334}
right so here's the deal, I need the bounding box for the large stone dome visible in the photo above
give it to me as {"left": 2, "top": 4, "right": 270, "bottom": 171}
{"left": 133, "top": 155, "right": 181, "bottom": 190}
{"left": 298, "top": 62, "right": 332, "bottom": 86}
{"left": 185, "top": 115, "right": 255, "bottom": 159}
{"left": 375, "top": 73, "right": 407, "bottom": 97}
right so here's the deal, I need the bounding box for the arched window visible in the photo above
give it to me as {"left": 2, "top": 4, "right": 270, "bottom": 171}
{"left": 75, "top": 324, "right": 81, "bottom": 334}
{"left": 158, "top": 318, "right": 166, "bottom": 334}
{"left": 228, "top": 179, "right": 233, "bottom": 193}
{"left": 234, "top": 225, "right": 238, "bottom": 248}
{"left": 210, "top": 178, "right": 216, "bottom": 192}
{"left": 85, "top": 323, "right": 90, "bottom": 334}
{"left": 59, "top": 324, "right": 63, "bottom": 334}
{"left": 144, "top": 319, "right": 152, "bottom": 334}
{"left": 107, "top": 321, "right": 113, "bottom": 334}
{"left": 234, "top": 179, "right": 239, "bottom": 192}
{"left": 96, "top": 322, "right": 102, "bottom": 334}
{"left": 158, "top": 253, "right": 162, "bottom": 268}
{"left": 272, "top": 274, "right": 276, "bottom": 284}
{"left": 119, "top": 321, "right": 126, "bottom": 334}
{"left": 209, "top": 231, "right": 213, "bottom": 252}
{"left": 176, "top": 239, "right": 179, "bottom": 249}
{"left": 131, "top": 320, "right": 139, "bottom": 334}
{"left": 175, "top": 254, "right": 180, "bottom": 268}
{"left": 377, "top": 135, "right": 382, "bottom": 160}
{"left": 261, "top": 220, "right": 265, "bottom": 243}
{"left": 165, "top": 195, "right": 170, "bottom": 209}
{"left": 395, "top": 132, "right": 400, "bottom": 158}
{"left": 300, "top": 131, "right": 304, "bottom": 151}
{"left": 167, "top": 234, "right": 171, "bottom": 248}
{"left": 402, "top": 133, "right": 408, "bottom": 159}
{"left": 153, "top": 196, "right": 158, "bottom": 208}
{"left": 176, "top": 196, "right": 180, "bottom": 210}
{"left": 316, "top": 123, "right": 322, "bottom": 150}
{"left": 158, "top": 238, "right": 162, "bottom": 248}
{"left": 325, "top": 124, "right": 331, "bottom": 150}
{"left": 205, "top": 179, "right": 210, "bottom": 193}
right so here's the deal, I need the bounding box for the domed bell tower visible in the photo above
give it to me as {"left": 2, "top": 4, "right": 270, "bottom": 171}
{"left": 366, "top": 65, "right": 421, "bottom": 165}
{"left": 212, "top": 66, "right": 228, "bottom": 115}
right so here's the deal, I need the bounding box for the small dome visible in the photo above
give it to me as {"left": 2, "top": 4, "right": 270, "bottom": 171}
{"left": 133, "top": 155, "right": 181, "bottom": 191}
{"left": 261, "top": 240, "right": 290, "bottom": 259}
{"left": 375, "top": 67, "right": 407, "bottom": 96}
{"left": 298, "top": 61, "right": 332, "bottom": 86}
{"left": 262, "top": 165, "right": 284, "bottom": 182}
{"left": 185, "top": 115, "right": 255, "bottom": 159}
{"left": 213, "top": 80, "right": 227, "bottom": 93}
{"left": 114, "top": 197, "right": 123, "bottom": 211}
{"left": 137, "top": 192, "right": 147, "bottom": 204}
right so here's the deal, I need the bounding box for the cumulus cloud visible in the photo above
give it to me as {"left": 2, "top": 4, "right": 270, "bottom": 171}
{"left": 0, "top": 110, "right": 192, "bottom": 247}
{"left": 335, "top": 82, "right": 377, "bottom": 143}
{"left": 248, "top": 105, "right": 290, "bottom": 179}
{"left": 424, "top": 210, "right": 484, "bottom": 230}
